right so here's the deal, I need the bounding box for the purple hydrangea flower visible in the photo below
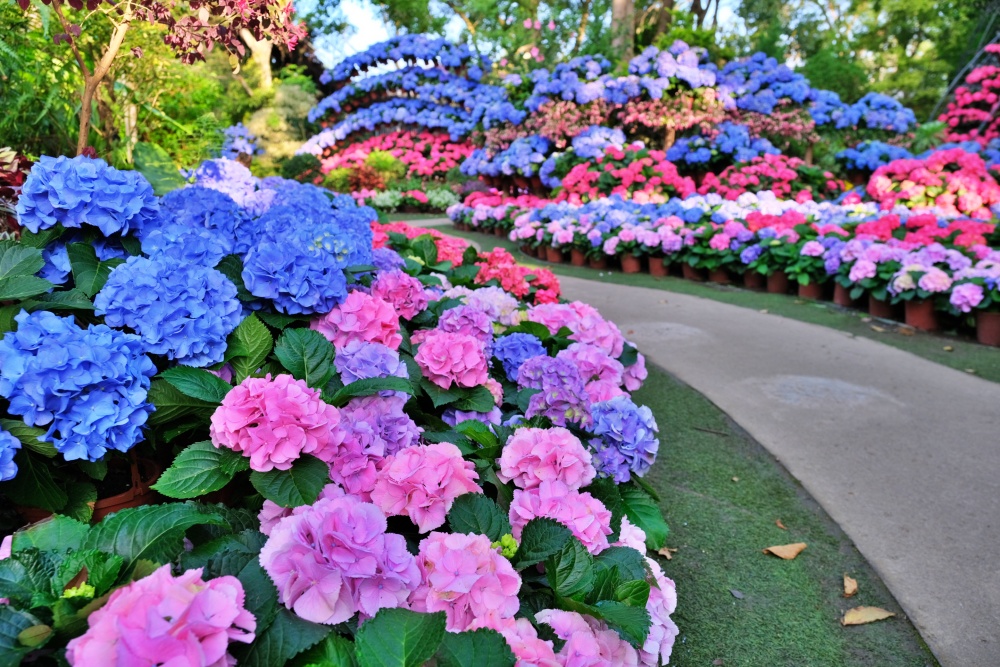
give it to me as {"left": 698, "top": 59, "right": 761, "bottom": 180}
{"left": 588, "top": 395, "right": 659, "bottom": 482}
{"left": 493, "top": 333, "right": 547, "bottom": 381}
{"left": 340, "top": 395, "right": 421, "bottom": 457}
{"left": 334, "top": 340, "right": 409, "bottom": 397}
{"left": 517, "top": 356, "right": 591, "bottom": 426}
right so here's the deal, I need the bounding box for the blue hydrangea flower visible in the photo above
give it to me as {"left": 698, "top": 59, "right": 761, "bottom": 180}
{"left": 95, "top": 256, "right": 243, "bottom": 367}
{"left": 219, "top": 123, "right": 260, "bottom": 159}
{"left": 494, "top": 333, "right": 547, "bottom": 381}
{"left": 372, "top": 247, "right": 407, "bottom": 272}
{"left": 148, "top": 186, "right": 253, "bottom": 255}
{"left": 189, "top": 158, "right": 259, "bottom": 209}
{"left": 16, "top": 155, "right": 158, "bottom": 235}
{"left": 588, "top": 395, "right": 659, "bottom": 482}
{"left": 836, "top": 141, "right": 913, "bottom": 172}
{"left": 0, "top": 310, "right": 156, "bottom": 462}
{"left": 141, "top": 222, "right": 232, "bottom": 267}
{"left": 572, "top": 126, "right": 628, "bottom": 160}
{"left": 0, "top": 427, "right": 21, "bottom": 482}
{"left": 39, "top": 241, "right": 71, "bottom": 286}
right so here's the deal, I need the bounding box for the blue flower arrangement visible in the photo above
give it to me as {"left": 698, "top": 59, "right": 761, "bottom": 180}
{"left": 147, "top": 186, "right": 253, "bottom": 255}
{"left": 0, "top": 427, "right": 21, "bottom": 482}
{"left": 493, "top": 333, "right": 547, "bottom": 381}
{"left": 16, "top": 155, "right": 158, "bottom": 236}
{"left": 461, "top": 136, "right": 552, "bottom": 178}
{"left": 322, "top": 35, "right": 489, "bottom": 86}
{"left": 588, "top": 395, "right": 659, "bottom": 482}
{"left": 571, "top": 126, "right": 628, "bottom": 159}
{"left": 219, "top": 123, "right": 261, "bottom": 159}
{"left": 0, "top": 310, "right": 156, "bottom": 463}
{"left": 667, "top": 121, "right": 779, "bottom": 167}
{"left": 95, "top": 256, "right": 244, "bottom": 367}
{"left": 830, "top": 92, "right": 917, "bottom": 133}
{"left": 837, "top": 141, "right": 913, "bottom": 172}
{"left": 718, "top": 53, "right": 816, "bottom": 114}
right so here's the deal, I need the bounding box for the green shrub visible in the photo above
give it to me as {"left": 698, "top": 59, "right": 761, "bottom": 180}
{"left": 280, "top": 153, "right": 323, "bottom": 183}
{"left": 324, "top": 167, "right": 353, "bottom": 192}
{"left": 364, "top": 150, "right": 406, "bottom": 183}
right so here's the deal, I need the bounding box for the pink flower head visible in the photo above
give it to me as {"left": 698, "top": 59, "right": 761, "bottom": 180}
{"left": 65, "top": 565, "right": 255, "bottom": 667}
{"left": 210, "top": 374, "right": 341, "bottom": 472}
{"left": 498, "top": 427, "right": 596, "bottom": 491}
{"left": 259, "top": 483, "right": 346, "bottom": 535}
{"left": 535, "top": 609, "right": 639, "bottom": 666}
{"left": 259, "top": 495, "right": 419, "bottom": 624}
{"left": 801, "top": 240, "right": 825, "bottom": 257}
{"left": 641, "top": 558, "right": 679, "bottom": 667}
{"left": 622, "top": 352, "right": 648, "bottom": 392}
{"left": 950, "top": 282, "right": 985, "bottom": 312}
{"left": 414, "top": 330, "right": 489, "bottom": 390}
{"left": 370, "top": 269, "right": 429, "bottom": 320}
{"left": 371, "top": 442, "right": 482, "bottom": 532}
{"left": 411, "top": 532, "right": 521, "bottom": 631}
{"left": 509, "top": 480, "right": 612, "bottom": 554}
{"left": 311, "top": 291, "right": 402, "bottom": 350}
{"left": 917, "top": 267, "right": 953, "bottom": 292}
{"left": 477, "top": 617, "right": 560, "bottom": 666}
{"left": 557, "top": 343, "right": 624, "bottom": 385}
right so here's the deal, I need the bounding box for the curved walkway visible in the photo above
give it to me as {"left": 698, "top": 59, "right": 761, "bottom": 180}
{"left": 557, "top": 275, "right": 1000, "bottom": 667}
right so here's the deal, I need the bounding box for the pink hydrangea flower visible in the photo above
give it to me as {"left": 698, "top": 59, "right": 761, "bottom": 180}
{"left": 65, "top": 565, "right": 255, "bottom": 667}
{"left": 210, "top": 374, "right": 341, "bottom": 472}
{"left": 371, "top": 442, "right": 482, "bottom": 532}
{"left": 509, "top": 480, "right": 612, "bottom": 554}
{"left": 641, "top": 558, "right": 679, "bottom": 667}
{"left": 370, "top": 269, "right": 429, "bottom": 320}
{"left": 472, "top": 617, "right": 560, "bottom": 666}
{"left": 623, "top": 352, "right": 648, "bottom": 392}
{"left": 950, "top": 282, "right": 985, "bottom": 312}
{"left": 535, "top": 609, "right": 639, "bottom": 666}
{"left": 498, "top": 427, "right": 596, "bottom": 491}
{"left": 414, "top": 330, "right": 489, "bottom": 390}
{"left": 557, "top": 343, "right": 624, "bottom": 385}
{"left": 311, "top": 291, "right": 402, "bottom": 350}
{"left": 258, "top": 483, "right": 345, "bottom": 535}
{"left": 259, "top": 495, "right": 419, "bottom": 624}
{"left": 411, "top": 532, "right": 521, "bottom": 631}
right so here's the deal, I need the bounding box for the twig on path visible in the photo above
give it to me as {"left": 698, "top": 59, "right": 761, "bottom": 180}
{"left": 693, "top": 426, "right": 729, "bottom": 437}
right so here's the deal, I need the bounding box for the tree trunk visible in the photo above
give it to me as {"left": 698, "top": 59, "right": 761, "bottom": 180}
{"left": 241, "top": 28, "right": 274, "bottom": 92}
{"left": 611, "top": 0, "right": 635, "bottom": 60}
{"left": 76, "top": 19, "right": 131, "bottom": 156}
{"left": 656, "top": 0, "right": 675, "bottom": 36}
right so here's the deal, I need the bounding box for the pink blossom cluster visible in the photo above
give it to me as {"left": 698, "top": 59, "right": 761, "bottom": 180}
{"left": 66, "top": 565, "right": 256, "bottom": 667}
{"left": 557, "top": 342, "right": 626, "bottom": 402}
{"left": 370, "top": 268, "right": 429, "bottom": 319}
{"left": 867, "top": 148, "right": 1000, "bottom": 219}
{"left": 414, "top": 329, "right": 489, "bottom": 390}
{"left": 475, "top": 247, "right": 561, "bottom": 303}
{"left": 528, "top": 301, "right": 626, "bottom": 358}
{"left": 509, "top": 480, "right": 613, "bottom": 554}
{"left": 616, "top": 89, "right": 725, "bottom": 134}
{"left": 535, "top": 609, "right": 640, "bottom": 665}
{"left": 210, "top": 374, "right": 341, "bottom": 472}
{"left": 372, "top": 220, "right": 470, "bottom": 264}
{"left": 370, "top": 442, "right": 482, "bottom": 532}
{"left": 938, "top": 45, "right": 1000, "bottom": 145}
{"left": 312, "top": 290, "right": 402, "bottom": 350}
{"left": 700, "top": 154, "right": 840, "bottom": 201}
{"left": 320, "top": 130, "right": 475, "bottom": 177}
{"left": 555, "top": 147, "right": 696, "bottom": 205}
{"left": 411, "top": 532, "right": 521, "bottom": 630}
{"left": 498, "top": 426, "right": 596, "bottom": 490}
{"left": 259, "top": 494, "right": 420, "bottom": 624}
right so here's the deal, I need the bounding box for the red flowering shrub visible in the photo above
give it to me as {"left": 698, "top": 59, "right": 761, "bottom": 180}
{"left": 552, "top": 146, "right": 695, "bottom": 204}
{"left": 699, "top": 154, "right": 842, "bottom": 201}
{"left": 939, "top": 44, "right": 1000, "bottom": 145}
{"left": 321, "top": 131, "right": 475, "bottom": 179}
{"left": 474, "top": 247, "right": 560, "bottom": 303}
{"left": 349, "top": 164, "right": 387, "bottom": 191}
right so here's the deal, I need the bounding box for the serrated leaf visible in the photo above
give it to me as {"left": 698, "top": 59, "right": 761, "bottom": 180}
{"left": 62, "top": 482, "right": 97, "bottom": 522}
{"left": 614, "top": 580, "right": 650, "bottom": 607}
{"left": 512, "top": 518, "right": 572, "bottom": 569}
{"left": 133, "top": 141, "right": 186, "bottom": 195}
{"left": 0, "top": 419, "right": 54, "bottom": 458}
{"left": 328, "top": 377, "right": 413, "bottom": 407}
{"left": 594, "top": 547, "right": 648, "bottom": 583}
{"left": 238, "top": 608, "right": 329, "bottom": 667}
{"left": 546, "top": 538, "right": 594, "bottom": 600}
{"left": 434, "top": 628, "right": 515, "bottom": 667}
{"left": 82, "top": 502, "right": 226, "bottom": 571}
{"left": 0, "top": 275, "right": 53, "bottom": 300}
{"left": 274, "top": 328, "right": 335, "bottom": 388}
{"left": 354, "top": 608, "right": 446, "bottom": 667}
{"left": 584, "top": 477, "right": 625, "bottom": 542}
{"left": 592, "top": 600, "right": 651, "bottom": 646}
{"left": 147, "top": 379, "right": 216, "bottom": 427}
{"left": 0, "top": 450, "right": 66, "bottom": 512}
{"left": 11, "top": 515, "right": 89, "bottom": 553}
{"left": 227, "top": 314, "right": 273, "bottom": 382}
{"left": 159, "top": 367, "right": 232, "bottom": 404}
{"left": 294, "top": 634, "right": 359, "bottom": 667}
{"left": 216, "top": 254, "right": 255, "bottom": 302}
{"left": 238, "top": 559, "right": 279, "bottom": 631}
{"left": 67, "top": 242, "right": 124, "bottom": 297}
{"left": 153, "top": 442, "right": 237, "bottom": 499}
{"left": 446, "top": 494, "right": 510, "bottom": 542}
{"left": 452, "top": 385, "right": 495, "bottom": 413}
{"left": 249, "top": 455, "right": 329, "bottom": 508}
{"left": 0, "top": 554, "right": 52, "bottom": 607}
{"left": 0, "top": 606, "right": 42, "bottom": 663}
{"left": 16, "top": 228, "right": 62, "bottom": 249}
{"left": 420, "top": 379, "right": 460, "bottom": 408}
{"left": 27, "top": 288, "right": 94, "bottom": 311}
{"left": 453, "top": 420, "right": 498, "bottom": 448}
{"left": 619, "top": 483, "right": 669, "bottom": 550}
{"left": 500, "top": 321, "right": 551, "bottom": 341}
{"left": 55, "top": 550, "right": 123, "bottom": 598}
{"left": 258, "top": 310, "right": 307, "bottom": 331}
{"left": 0, "top": 241, "right": 44, "bottom": 279}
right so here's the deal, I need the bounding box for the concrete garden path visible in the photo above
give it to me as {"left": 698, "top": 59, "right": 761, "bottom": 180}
{"left": 556, "top": 275, "right": 1000, "bottom": 666}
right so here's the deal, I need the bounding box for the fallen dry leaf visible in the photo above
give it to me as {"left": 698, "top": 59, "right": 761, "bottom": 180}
{"left": 729, "top": 589, "right": 744, "bottom": 599}
{"left": 731, "top": 476, "right": 740, "bottom": 482}
{"left": 965, "top": 368, "right": 977, "bottom": 374}
{"left": 870, "top": 325, "right": 887, "bottom": 333}
{"left": 656, "top": 547, "right": 678, "bottom": 560}
{"left": 759, "top": 309, "right": 769, "bottom": 314}
{"left": 775, "top": 519, "right": 787, "bottom": 530}
{"left": 627, "top": 330, "right": 635, "bottom": 335}
{"left": 843, "top": 575, "right": 858, "bottom": 598}
{"left": 763, "top": 543, "right": 807, "bottom": 560}
{"left": 861, "top": 317, "right": 872, "bottom": 323}
{"left": 897, "top": 327, "right": 915, "bottom": 336}
{"left": 943, "top": 345, "right": 954, "bottom": 352}
{"left": 842, "top": 606, "right": 894, "bottom": 626}
{"left": 712, "top": 660, "right": 724, "bottom": 666}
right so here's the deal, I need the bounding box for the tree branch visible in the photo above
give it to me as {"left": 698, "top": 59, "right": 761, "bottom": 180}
{"left": 51, "top": 0, "right": 91, "bottom": 78}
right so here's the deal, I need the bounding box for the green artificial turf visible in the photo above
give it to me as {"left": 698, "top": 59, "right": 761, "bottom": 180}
{"left": 438, "top": 226, "right": 1000, "bottom": 383}
{"left": 634, "top": 366, "right": 938, "bottom": 667}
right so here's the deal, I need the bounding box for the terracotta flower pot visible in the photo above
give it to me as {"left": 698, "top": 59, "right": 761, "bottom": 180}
{"left": 589, "top": 256, "right": 608, "bottom": 270}
{"left": 520, "top": 245, "right": 532, "bottom": 257}
{"left": 570, "top": 249, "right": 587, "bottom": 266}
{"left": 649, "top": 258, "right": 669, "bottom": 277}
{"left": 976, "top": 311, "right": 1000, "bottom": 347}
{"left": 708, "top": 268, "right": 731, "bottom": 285}
{"left": 798, "top": 281, "right": 824, "bottom": 300}
{"left": 514, "top": 176, "right": 531, "bottom": 191}
{"left": 766, "top": 272, "right": 790, "bottom": 294}
{"left": 494, "top": 227, "right": 505, "bottom": 237}
{"left": 621, "top": 255, "right": 643, "bottom": 274}
{"left": 905, "top": 299, "right": 939, "bottom": 332}
{"left": 682, "top": 264, "right": 706, "bottom": 282}
{"left": 833, "top": 284, "right": 857, "bottom": 307}
{"left": 868, "top": 295, "right": 896, "bottom": 320}
{"left": 743, "top": 271, "right": 765, "bottom": 290}
{"left": 546, "top": 246, "right": 564, "bottom": 263}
